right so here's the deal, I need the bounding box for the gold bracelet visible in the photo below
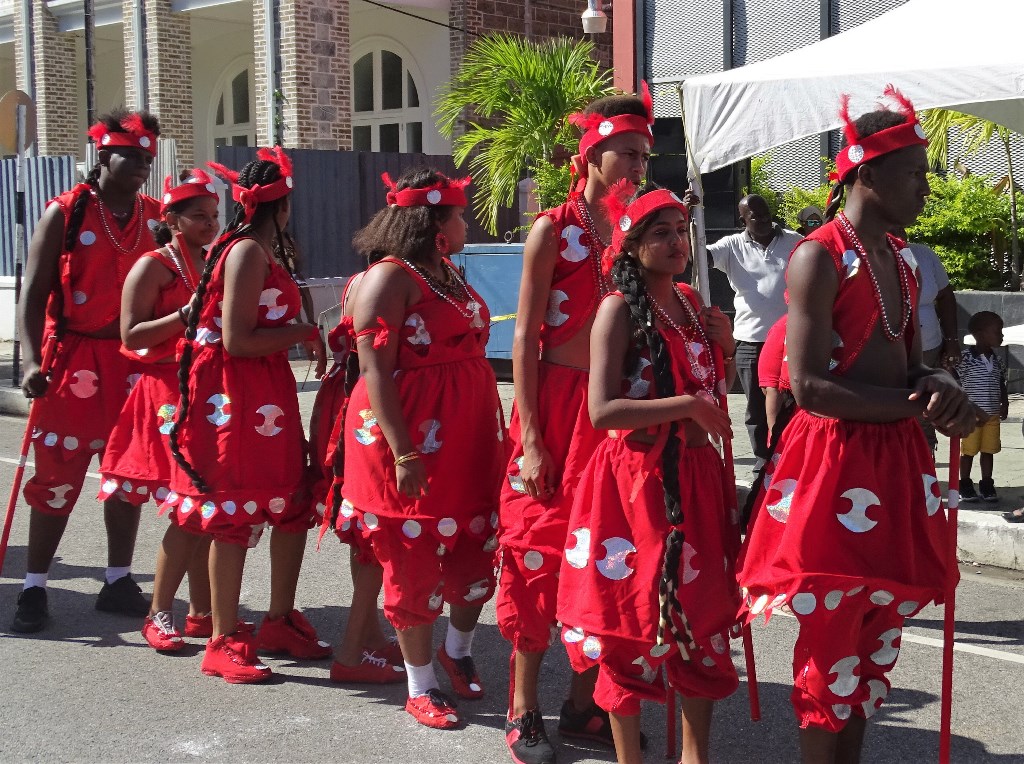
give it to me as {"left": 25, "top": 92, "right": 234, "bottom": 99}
{"left": 394, "top": 451, "right": 420, "bottom": 467}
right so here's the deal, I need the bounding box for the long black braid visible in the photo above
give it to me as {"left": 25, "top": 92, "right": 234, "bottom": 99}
{"left": 609, "top": 252, "right": 695, "bottom": 656}
{"left": 168, "top": 158, "right": 290, "bottom": 492}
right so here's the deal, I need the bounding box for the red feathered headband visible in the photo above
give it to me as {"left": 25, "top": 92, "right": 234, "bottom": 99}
{"left": 603, "top": 180, "right": 689, "bottom": 260}
{"left": 160, "top": 169, "right": 220, "bottom": 216}
{"left": 381, "top": 172, "right": 471, "bottom": 207}
{"left": 87, "top": 113, "right": 158, "bottom": 156}
{"left": 208, "top": 146, "right": 294, "bottom": 223}
{"left": 834, "top": 84, "right": 928, "bottom": 183}
{"left": 568, "top": 81, "right": 655, "bottom": 159}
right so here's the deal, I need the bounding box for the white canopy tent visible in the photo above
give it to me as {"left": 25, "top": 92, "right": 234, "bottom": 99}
{"left": 675, "top": 0, "right": 1024, "bottom": 297}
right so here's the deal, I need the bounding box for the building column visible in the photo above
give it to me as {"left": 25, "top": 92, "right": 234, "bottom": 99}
{"left": 29, "top": 0, "right": 78, "bottom": 157}
{"left": 145, "top": 0, "right": 194, "bottom": 166}
{"left": 13, "top": 0, "right": 34, "bottom": 98}
{"left": 255, "top": 0, "right": 350, "bottom": 150}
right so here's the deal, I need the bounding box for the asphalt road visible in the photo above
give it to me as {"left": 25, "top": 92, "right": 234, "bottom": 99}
{"left": 0, "top": 383, "right": 1022, "bottom": 763}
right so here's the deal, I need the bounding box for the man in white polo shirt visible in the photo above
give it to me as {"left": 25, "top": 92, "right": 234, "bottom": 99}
{"left": 707, "top": 194, "right": 801, "bottom": 473}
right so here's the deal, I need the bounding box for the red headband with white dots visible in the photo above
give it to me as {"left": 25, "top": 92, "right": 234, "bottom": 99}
{"left": 568, "top": 81, "right": 655, "bottom": 159}
{"left": 208, "top": 146, "right": 294, "bottom": 223}
{"left": 834, "top": 84, "right": 928, "bottom": 183}
{"left": 87, "top": 113, "right": 158, "bottom": 156}
{"left": 381, "top": 172, "right": 471, "bottom": 207}
{"left": 160, "top": 169, "right": 220, "bottom": 216}
{"left": 603, "top": 180, "right": 689, "bottom": 258}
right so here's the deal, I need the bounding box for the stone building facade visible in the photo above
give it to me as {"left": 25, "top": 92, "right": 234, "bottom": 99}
{"left": 0, "top": 0, "right": 613, "bottom": 167}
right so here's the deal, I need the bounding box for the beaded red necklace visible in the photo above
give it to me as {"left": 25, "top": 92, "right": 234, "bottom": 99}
{"left": 573, "top": 193, "right": 611, "bottom": 297}
{"left": 645, "top": 284, "right": 718, "bottom": 400}
{"left": 837, "top": 212, "right": 912, "bottom": 342}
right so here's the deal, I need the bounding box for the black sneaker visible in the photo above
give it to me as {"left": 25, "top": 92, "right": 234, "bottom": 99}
{"left": 96, "top": 574, "right": 149, "bottom": 616}
{"left": 557, "top": 700, "right": 647, "bottom": 750}
{"left": 979, "top": 478, "right": 999, "bottom": 503}
{"left": 960, "top": 479, "right": 979, "bottom": 503}
{"left": 506, "top": 709, "right": 556, "bottom": 764}
{"left": 11, "top": 586, "right": 49, "bottom": 633}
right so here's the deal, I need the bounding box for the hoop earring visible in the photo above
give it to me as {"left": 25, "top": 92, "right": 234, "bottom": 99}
{"left": 434, "top": 232, "right": 449, "bottom": 255}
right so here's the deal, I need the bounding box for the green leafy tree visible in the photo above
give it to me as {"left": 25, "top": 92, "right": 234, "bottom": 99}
{"left": 744, "top": 153, "right": 780, "bottom": 220}
{"left": 908, "top": 172, "right": 1018, "bottom": 291}
{"left": 921, "top": 109, "right": 1022, "bottom": 289}
{"left": 435, "top": 34, "right": 614, "bottom": 236}
{"left": 780, "top": 184, "right": 831, "bottom": 231}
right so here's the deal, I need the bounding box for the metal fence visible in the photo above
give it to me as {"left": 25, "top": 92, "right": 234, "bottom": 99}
{"left": 214, "top": 147, "right": 522, "bottom": 279}
{"left": 0, "top": 155, "right": 76, "bottom": 277}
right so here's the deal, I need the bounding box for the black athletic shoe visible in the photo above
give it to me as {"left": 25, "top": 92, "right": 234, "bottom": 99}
{"left": 960, "top": 478, "right": 979, "bottom": 503}
{"left": 979, "top": 478, "right": 999, "bottom": 503}
{"left": 10, "top": 586, "right": 49, "bottom": 633}
{"left": 557, "top": 700, "right": 647, "bottom": 750}
{"left": 506, "top": 709, "right": 556, "bottom": 764}
{"left": 95, "top": 575, "right": 149, "bottom": 616}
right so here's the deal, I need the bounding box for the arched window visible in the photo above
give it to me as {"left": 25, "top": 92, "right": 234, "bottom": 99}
{"left": 351, "top": 44, "right": 424, "bottom": 153}
{"left": 210, "top": 57, "right": 255, "bottom": 149}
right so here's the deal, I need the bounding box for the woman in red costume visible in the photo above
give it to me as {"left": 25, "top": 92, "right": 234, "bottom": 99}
{"left": 312, "top": 263, "right": 404, "bottom": 683}
{"left": 12, "top": 111, "right": 162, "bottom": 633}
{"left": 98, "top": 169, "right": 220, "bottom": 651}
{"left": 556, "top": 183, "right": 739, "bottom": 764}
{"left": 163, "top": 149, "right": 330, "bottom": 683}
{"left": 738, "top": 88, "right": 977, "bottom": 762}
{"left": 341, "top": 167, "right": 507, "bottom": 728}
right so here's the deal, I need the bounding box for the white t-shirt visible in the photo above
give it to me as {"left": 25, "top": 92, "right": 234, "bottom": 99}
{"left": 707, "top": 227, "right": 802, "bottom": 343}
{"left": 910, "top": 242, "right": 950, "bottom": 352}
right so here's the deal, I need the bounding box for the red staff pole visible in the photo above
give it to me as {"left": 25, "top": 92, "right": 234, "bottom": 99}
{"left": 939, "top": 436, "right": 960, "bottom": 764}
{"left": 0, "top": 334, "right": 57, "bottom": 575}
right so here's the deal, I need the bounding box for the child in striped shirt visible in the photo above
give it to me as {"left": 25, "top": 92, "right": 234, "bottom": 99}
{"left": 956, "top": 310, "right": 1008, "bottom": 502}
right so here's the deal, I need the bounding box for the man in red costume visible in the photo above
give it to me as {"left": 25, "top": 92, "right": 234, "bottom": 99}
{"left": 497, "top": 88, "right": 654, "bottom": 764}
{"left": 12, "top": 111, "right": 163, "bottom": 632}
{"left": 738, "top": 88, "right": 978, "bottom": 762}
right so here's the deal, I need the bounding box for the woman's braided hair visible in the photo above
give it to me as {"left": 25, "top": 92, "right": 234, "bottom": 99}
{"left": 168, "top": 157, "right": 292, "bottom": 491}
{"left": 824, "top": 109, "right": 911, "bottom": 222}
{"left": 65, "top": 109, "right": 161, "bottom": 253}
{"left": 608, "top": 185, "right": 694, "bottom": 653}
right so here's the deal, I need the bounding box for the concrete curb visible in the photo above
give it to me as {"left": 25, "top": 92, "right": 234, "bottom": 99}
{"left": 0, "top": 386, "right": 28, "bottom": 416}
{"left": 957, "top": 509, "right": 1024, "bottom": 571}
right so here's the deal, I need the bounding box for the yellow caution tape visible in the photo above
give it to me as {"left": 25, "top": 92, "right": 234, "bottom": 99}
{"left": 490, "top": 313, "right": 517, "bottom": 323}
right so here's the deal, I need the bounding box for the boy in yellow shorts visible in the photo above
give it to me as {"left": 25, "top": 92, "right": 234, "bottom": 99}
{"left": 955, "top": 310, "right": 1008, "bottom": 502}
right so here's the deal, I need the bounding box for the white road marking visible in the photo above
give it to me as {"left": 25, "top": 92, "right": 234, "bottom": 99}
{"left": 0, "top": 455, "right": 101, "bottom": 480}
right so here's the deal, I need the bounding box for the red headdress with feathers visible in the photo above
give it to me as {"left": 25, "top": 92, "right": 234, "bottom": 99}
{"left": 87, "top": 113, "right": 158, "bottom": 156}
{"left": 207, "top": 146, "right": 294, "bottom": 223}
{"left": 160, "top": 168, "right": 220, "bottom": 216}
{"left": 381, "top": 172, "right": 471, "bottom": 208}
{"left": 601, "top": 179, "right": 689, "bottom": 272}
{"left": 833, "top": 84, "right": 928, "bottom": 183}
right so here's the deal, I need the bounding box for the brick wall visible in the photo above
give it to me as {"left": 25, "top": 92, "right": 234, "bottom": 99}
{"left": 277, "top": 0, "right": 351, "bottom": 150}
{"left": 145, "top": 0, "right": 194, "bottom": 166}
{"left": 13, "top": 0, "right": 31, "bottom": 95}
{"left": 29, "top": 1, "right": 78, "bottom": 157}
{"left": 253, "top": 0, "right": 270, "bottom": 145}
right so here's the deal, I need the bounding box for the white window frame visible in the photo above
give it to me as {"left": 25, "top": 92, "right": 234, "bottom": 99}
{"left": 351, "top": 37, "right": 426, "bottom": 153}
{"left": 209, "top": 55, "right": 256, "bottom": 151}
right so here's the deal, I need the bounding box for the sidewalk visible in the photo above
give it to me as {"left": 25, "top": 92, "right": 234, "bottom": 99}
{"left": 2, "top": 340, "right": 1023, "bottom": 570}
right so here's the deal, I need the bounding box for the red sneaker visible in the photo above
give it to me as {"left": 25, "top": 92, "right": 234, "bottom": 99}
{"left": 184, "top": 613, "right": 213, "bottom": 638}
{"left": 142, "top": 612, "right": 185, "bottom": 652}
{"left": 373, "top": 636, "right": 404, "bottom": 665}
{"left": 329, "top": 650, "right": 407, "bottom": 684}
{"left": 405, "top": 688, "right": 461, "bottom": 729}
{"left": 436, "top": 644, "right": 484, "bottom": 699}
{"left": 201, "top": 630, "right": 273, "bottom": 684}
{"left": 256, "top": 609, "right": 331, "bottom": 660}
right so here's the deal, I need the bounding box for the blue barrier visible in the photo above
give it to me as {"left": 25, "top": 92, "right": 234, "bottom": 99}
{"left": 452, "top": 243, "right": 524, "bottom": 360}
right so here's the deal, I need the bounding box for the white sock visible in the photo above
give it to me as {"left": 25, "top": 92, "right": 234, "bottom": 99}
{"left": 404, "top": 661, "right": 440, "bottom": 698}
{"left": 23, "top": 572, "right": 48, "bottom": 590}
{"left": 105, "top": 566, "right": 131, "bottom": 584}
{"left": 444, "top": 624, "right": 475, "bottom": 659}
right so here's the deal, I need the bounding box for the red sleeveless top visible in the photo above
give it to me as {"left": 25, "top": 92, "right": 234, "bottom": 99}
{"left": 537, "top": 194, "right": 610, "bottom": 349}
{"left": 121, "top": 250, "right": 196, "bottom": 364}
{"left": 47, "top": 186, "right": 161, "bottom": 334}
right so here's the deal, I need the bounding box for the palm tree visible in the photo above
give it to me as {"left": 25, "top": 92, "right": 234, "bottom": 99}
{"left": 435, "top": 34, "right": 614, "bottom": 236}
{"left": 920, "top": 109, "right": 1022, "bottom": 289}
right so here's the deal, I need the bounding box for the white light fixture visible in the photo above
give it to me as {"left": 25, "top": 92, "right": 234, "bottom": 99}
{"left": 581, "top": 0, "right": 608, "bottom": 34}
